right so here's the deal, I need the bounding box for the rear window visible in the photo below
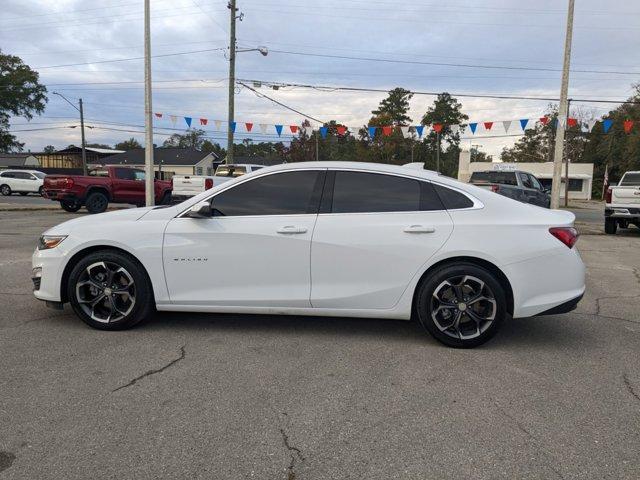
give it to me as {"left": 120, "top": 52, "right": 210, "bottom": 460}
{"left": 215, "top": 166, "right": 247, "bottom": 177}
{"left": 433, "top": 184, "right": 475, "bottom": 210}
{"left": 89, "top": 169, "right": 109, "bottom": 177}
{"left": 620, "top": 173, "right": 640, "bottom": 186}
{"left": 471, "top": 171, "right": 517, "bottom": 186}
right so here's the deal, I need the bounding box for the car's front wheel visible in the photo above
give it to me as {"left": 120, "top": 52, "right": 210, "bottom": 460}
{"left": 415, "top": 263, "right": 507, "bottom": 348}
{"left": 68, "top": 250, "right": 154, "bottom": 330}
{"left": 85, "top": 191, "right": 108, "bottom": 214}
{"left": 0, "top": 184, "right": 11, "bottom": 196}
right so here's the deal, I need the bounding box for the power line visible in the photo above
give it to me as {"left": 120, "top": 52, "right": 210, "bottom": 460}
{"left": 238, "top": 82, "right": 325, "bottom": 124}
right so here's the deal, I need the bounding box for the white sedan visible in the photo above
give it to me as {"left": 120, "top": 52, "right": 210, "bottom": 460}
{"left": 32, "top": 162, "right": 585, "bottom": 348}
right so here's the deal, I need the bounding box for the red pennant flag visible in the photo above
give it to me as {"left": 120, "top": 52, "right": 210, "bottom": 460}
{"left": 539, "top": 116, "right": 550, "bottom": 125}
{"left": 433, "top": 123, "right": 443, "bottom": 133}
{"left": 199, "top": 118, "right": 208, "bottom": 126}
{"left": 624, "top": 120, "right": 634, "bottom": 134}
{"left": 154, "top": 113, "right": 163, "bottom": 118}
{"left": 483, "top": 122, "right": 493, "bottom": 131}
{"left": 382, "top": 126, "right": 393, "bottom": 136}
{"left": 567, "top": 118, "right": 578, "bottom": 128}
{"left": 245, "top": 122, "right": 253, "bottom": 132}
{"left": 290, "top": 125, "right": 298, "bottom": 134}
{"left": 336, "top": 125, "right": 347, "bottom": 136}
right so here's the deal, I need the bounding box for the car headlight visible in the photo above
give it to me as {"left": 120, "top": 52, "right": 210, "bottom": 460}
{"left": 38, "top": 235, "right": 67, "bottom": 250}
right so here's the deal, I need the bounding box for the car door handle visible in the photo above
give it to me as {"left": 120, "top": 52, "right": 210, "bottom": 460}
{"left": 276, "top": 226, "right": 308, "bottom": 234}
{"left": 404, "top": 225, "right": 436, "bottom": 233}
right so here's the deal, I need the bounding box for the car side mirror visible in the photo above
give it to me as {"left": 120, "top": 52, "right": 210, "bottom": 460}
{"left": 185, "top": 200, "right": 211, "bottom": 218}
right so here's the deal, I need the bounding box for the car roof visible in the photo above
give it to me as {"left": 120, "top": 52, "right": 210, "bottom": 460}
{"left": 257, "top": 161, "right": 442, "bottom": 179}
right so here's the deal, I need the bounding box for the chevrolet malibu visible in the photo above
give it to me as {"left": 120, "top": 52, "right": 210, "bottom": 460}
{"left": 32, "top": 162, "right": 585, "bottom": 348}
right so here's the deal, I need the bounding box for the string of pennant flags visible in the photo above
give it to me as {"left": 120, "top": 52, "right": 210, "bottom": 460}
{"left": 152, "top": 112, "right": 636, "bottom": 138}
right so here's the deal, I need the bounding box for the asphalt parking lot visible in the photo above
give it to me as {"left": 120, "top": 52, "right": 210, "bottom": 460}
{"left": 1, "top": 209, "right": 639, "bottom": 479}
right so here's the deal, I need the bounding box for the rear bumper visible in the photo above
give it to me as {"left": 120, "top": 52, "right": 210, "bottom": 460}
{"left": 43, "top": 190, "right": 80, "bottom": 203}
{"left": 605, "top": 207, "right": 640, "bottom": 219}
{"left": 536, "top": 293, "right": 583, "bottom": 316}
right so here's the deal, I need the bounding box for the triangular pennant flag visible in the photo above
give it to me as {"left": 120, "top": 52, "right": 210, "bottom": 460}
{"left": 199, "top": 118, "right": 208, "bottom": 126}
{"left": 469, "top": 123, "right": 478, "bottom": 134}
{"left": 336, "top": 125, "right": 347, "bottom": 136}
{"left": 502, "top": 120, "right": 512, "bottom": 133}
{"left": 539, "top": 116, "right": 550, "bottom": 125}
{"left": 259, "top": 123, "right": 267, "bottom": 134}
{"left": 245, "top": 122, "right": 253, "bottom": 132}
{"left": 415, "top": 125, "right": 424, "bottom": 137}
{"left": 275, "top": 124, "right": 283, "bottom": 136}
{"left": 519, "top": 119, "right": 529, "bottom": 130}
{"left": 289, "top": 125, "right": 299, "bottom": 134}
{"left": 154, "top": 112, "right": 163, "bottom": 119}
{"left": 368, "top": 126, "right": 377, "bottom": 138}
{"left": 603, "top": 119, "right": 613, "bottom": 133}
{"left": 433, "top": 123, "right": 443, "bottom": 133}
{"left": 319, "top": 126, "right": 328, "bottom": 138}
{"left": 400, "top": 126, "right": 411, "bottom": 138}
{"left": 184, "top": 117, "right": 192, "bottom": 128}
{"left": 483, "top": 122, "right": 493, "bottom": 131}
{"left": 567, "top": 118, "right": 578, "bottom": 128}
{"left": 170, "top": 115, "right": 177, "bottom": 126}
{"left": 624, "top": 120, "right": 634, "bottom": 134}
{"left": 229, "top": 121, "right": 236, "bottom": 133}
{"left": 214, "top": 120, "right": 222, "bottom": 131}
{"left": 382, "top": 126, "right": 393, "bottom": 136}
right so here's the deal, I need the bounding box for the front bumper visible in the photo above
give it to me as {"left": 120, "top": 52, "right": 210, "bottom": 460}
{"left": 32, "top": 248, "right": 66, "bottom": 303}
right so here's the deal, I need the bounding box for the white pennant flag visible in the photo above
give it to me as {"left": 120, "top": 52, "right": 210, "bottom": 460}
{"left": 259, "top": 124, "right": 268, "bottom": 134}
{"left": 214, "top": 120, "right": 222, "bottom": 131}
{"left": 502, "top": 120, "right": 512, "bottom": 133}
{"left": 400, "top": 126, "right": 411, "bottom": 138}
{"left": 170, "top": 115, "right": 177, "bottom": 126}
{"left": 586, "top": 119, "right": 597, "bottom": 132}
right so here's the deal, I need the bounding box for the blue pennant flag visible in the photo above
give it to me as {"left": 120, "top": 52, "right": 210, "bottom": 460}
{"left": 368, "top": 126, "right": 377, "bottom": 138}
{"left": 519, "top": 119, "right": 529, "bottom": 130}
{"left": 275, "top": 124, "right": 283, "bottom": 136}
{"left": 319, "top": 126, "right": 328, "bottom": 138}
{"left": 230, "top": 121, "right": 236, "bottom": 133}
{"left": 469, "top": 122, "right": 478, "bottom": 134}
{"left": 603, "top": 119, "right": 613, "bottom": 133}
{"left": 415, "top": 125, "right": 425, "bottom": 137}
{"left": 184, "top": 117, "right": 192, "bottom": 127}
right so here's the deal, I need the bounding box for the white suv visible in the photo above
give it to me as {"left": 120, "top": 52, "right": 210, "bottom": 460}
{"left": 0, "top": 169, "right": 47, "bottom": 196}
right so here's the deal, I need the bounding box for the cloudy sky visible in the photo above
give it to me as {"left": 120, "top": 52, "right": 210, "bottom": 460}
{"left": 3, "top": 0, "right": 639, "bottom": 157}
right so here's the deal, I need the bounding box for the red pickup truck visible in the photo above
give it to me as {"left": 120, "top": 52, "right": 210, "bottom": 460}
{"left": 43, "top": 166, "right": 173, "bottom": 214}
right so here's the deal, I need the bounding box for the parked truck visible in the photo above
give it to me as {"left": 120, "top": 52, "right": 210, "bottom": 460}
{"left": 171, "top": 163, "right": 265, "bottom": 201}
{"left": 604, "top": 171, "right": 640, "bottom": 234}
{"left": 469, "top": 170, "right": 551, "bottom": 208}
{"left": 42, "top": 166, "right": 172, "bottom": 214}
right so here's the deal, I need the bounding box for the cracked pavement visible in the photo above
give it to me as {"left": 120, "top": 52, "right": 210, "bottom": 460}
{"left": 1, "top": 210, "right": 639, "bottom": 479}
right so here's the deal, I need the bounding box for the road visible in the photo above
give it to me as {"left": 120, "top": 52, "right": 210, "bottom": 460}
{"left": 1, "top": 210, "right": 639, "bottom": 479}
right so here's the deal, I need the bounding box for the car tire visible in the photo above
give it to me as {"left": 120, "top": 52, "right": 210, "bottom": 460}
{"left": 85, "top": 191, "right": 109, "bottom": 214}
{"left": 415, "top": 263, "right": 507, "bottom": 348}
{"left": 0, "top": 184, "right": 11, "bottom": 196}
{"left": 60, "top": 199, "right": 82, "bottom": 212}
{"left": 604, "top": 218, "right": 617, "bottom": 235}
{"left": 67, "top": 250, "right": 154, "bottom": 330}
{"left": 39, "top": 186, "right": 44, "bottom": 196}
{"left": 160, "top": 191, "right": 172, "bottom": 205}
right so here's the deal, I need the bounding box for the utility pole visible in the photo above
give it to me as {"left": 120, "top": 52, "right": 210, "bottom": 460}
{"left": 564, "top": 98, "right": 572, "bottom": 207}
{"left": 436, "top": 131, "right": 441, "bottom": 173}
{"left": 550, "top": 0, "right": 575, "bottom": 209}
{"left": 227, "top": 0, "right": 238, "bottom": 165}
{"left": 144, "top": 0, "right": 154, "bottom": 206}
{"left": 78, "top": 99, "right": 87, "bottom": 175}
{"left": 52, "top": 92, "right": 88, "bottom": 175}
{"left": 315, "top": 131, "right": 319, "bottom": 162}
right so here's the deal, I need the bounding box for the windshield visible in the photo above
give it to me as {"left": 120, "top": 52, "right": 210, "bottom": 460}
{"left": 215, "top": 165, "right": 247, "bottom": 177}
{"left": 620, "top": 173, "right": 640, "bottom": 186}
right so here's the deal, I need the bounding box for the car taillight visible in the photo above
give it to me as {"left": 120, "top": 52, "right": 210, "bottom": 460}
{"left": 205, "top": 178, "right": 213, "bottom": 190}
{"left": 605, "top": 187, "right": 612, "bottom": 203}
{"left": 549, "top": 227, "right": 579, "bottom": 248}
{"left": 63, "top": 178, "right": 74, "bottom": 189}
{"left": 491, "top": 185, "right": 499, "bottom": 193}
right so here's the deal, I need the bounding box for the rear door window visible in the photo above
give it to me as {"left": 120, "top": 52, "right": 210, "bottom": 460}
{"left": 433, "top": 184, "right": 475, "bottom": 210}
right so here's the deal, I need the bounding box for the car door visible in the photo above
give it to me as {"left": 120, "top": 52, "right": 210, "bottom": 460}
{"left": 163, "top": 169, "right": 325, "bottom": 307}
{"left": 517, "top": 172, "right": 538, "bottom": 206}
{"left": 527, "top": 174, "right": 549, "bottom": 207}
{"left": 310, "top": 170, "right": 454, "bottom": 310}
{"left": 24, "top": 173, "right": 39, "bottom": 192}
{"left": 113, "top": 168, "right": 145, "bottom": 203}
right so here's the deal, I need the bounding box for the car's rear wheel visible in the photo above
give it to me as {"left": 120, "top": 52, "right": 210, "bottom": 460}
{"left": 39, "top": 186, "right": 44, "bottom": 196}
{"left": 160, "top": 191, "right": 172, "bottom": 205}
{"left": 604, "top": 218, "right": 617, "bottom": 235}
{"left": 1, "top": 184, "right": 11, "bottom": 196}
{"left": 68, "top": 250, "right": 154, "bottom": 330}
{"left": 60, "top": 199, "right": 82, "bottom": 212}
{"left": 85, "top": 191, "right": 108, "bottom": 214}
{"left": 415, "top": 263, "right": 507, "bottom": 348}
